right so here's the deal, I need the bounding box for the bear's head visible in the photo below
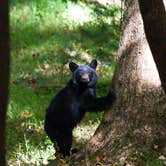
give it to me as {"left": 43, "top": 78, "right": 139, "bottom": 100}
{"left": 69, "top": 60, "right": 97, "bottom": 87}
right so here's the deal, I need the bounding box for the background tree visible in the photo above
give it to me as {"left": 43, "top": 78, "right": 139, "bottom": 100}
{"left": 138, "top": 0, "right": 166, "bottom": 94}
{"left": 85, "top": 0, "right": 166, "bottom": 164}
{"left": 0, "top": 0, "right": 10, "bottom": 165}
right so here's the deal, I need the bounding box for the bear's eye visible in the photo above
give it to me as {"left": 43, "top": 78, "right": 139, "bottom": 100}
{"left": 79, "top": 71, "right": 92, "bottom": 76}
{"left": 88, "top": 72, "right": 93, "bottom": 77}
{"left": 79, "top": 71, "right": 85, "bottom": 76}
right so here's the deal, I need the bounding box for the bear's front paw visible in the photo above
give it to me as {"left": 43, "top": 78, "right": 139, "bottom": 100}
{"left": 83, "top": 88, "right": 95, "bottom": 98}
{"left": 107, "top": 89, "right": 116, "bottom": 102}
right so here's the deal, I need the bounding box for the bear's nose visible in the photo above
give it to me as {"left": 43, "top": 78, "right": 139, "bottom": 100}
{"left": 81, "top": 73, "right": 89, "bottom": 82}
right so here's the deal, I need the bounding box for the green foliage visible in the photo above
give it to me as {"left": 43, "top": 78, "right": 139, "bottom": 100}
{"left": 8, "top": 0, "right": 121, "bottom": 164}
{"left": 128, "top": 148, "right": 164, "bottom": 166}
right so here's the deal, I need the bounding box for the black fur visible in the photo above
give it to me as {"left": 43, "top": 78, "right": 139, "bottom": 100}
{"left": 44, "top": 60, "right": 116, "bottom": 157}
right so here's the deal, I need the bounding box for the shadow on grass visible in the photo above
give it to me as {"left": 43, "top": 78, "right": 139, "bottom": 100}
{"left": 11, "top": 4, "right": 120, "bottom": 97}
{"left": 11, "top": 5, "right": 121, "bottom": 63}
{"left": 11, "top": 16, "right": 119, "bottom": 89}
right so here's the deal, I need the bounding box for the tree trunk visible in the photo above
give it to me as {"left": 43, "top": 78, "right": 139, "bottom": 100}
{"left": 86, "top": 0, "right": 166, "bottom": 164}
{"left": 0, "top": 0, "right": 9, "bottom": 165}
{"left": 138, "top": 0, "right": 166, "bottom": 94}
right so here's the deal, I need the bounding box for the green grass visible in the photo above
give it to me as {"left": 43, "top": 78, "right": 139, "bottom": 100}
{"left": 8, "top": 0, "right": 120, "bottom": 165}
{"left": 127, "top": 148, "right": 164, "bottom": 166}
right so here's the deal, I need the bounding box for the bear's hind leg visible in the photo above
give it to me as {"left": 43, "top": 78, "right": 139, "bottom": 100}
{"left": 56, "top": 129, "right": 73, "bottom": 157}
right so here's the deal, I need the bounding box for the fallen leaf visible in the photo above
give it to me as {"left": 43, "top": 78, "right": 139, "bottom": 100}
{"left": 159, "top": 155, "right": 166, "bottom": 160}
{"left": 34, "top": 126, "right": 42, "bottom": 133}
{"left": 20, "top": 112, "right": 33, "bottom": 119}
{"left": 153, "top": 144, "right": 158, "bottom": 150}
{"left": 96, "top": 155, "right": 101, "bottom": 164}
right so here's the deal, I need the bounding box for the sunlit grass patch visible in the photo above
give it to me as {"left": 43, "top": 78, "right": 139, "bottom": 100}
{"left": 8, "top": 139, "right": 55, "bottom": 165}
{"left": 62, "top": 1, "right": 94, "bottom": 26}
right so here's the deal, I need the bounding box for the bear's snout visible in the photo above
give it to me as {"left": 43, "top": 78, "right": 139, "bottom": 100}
{"left": 80, "top": 73, "right": 90, "bottom": 82}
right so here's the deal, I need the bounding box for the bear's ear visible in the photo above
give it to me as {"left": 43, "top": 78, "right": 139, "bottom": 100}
{"left": 69, "top": 62, "right": 79, "bottom": 72}
{"left": 89, "top": 59, "right": 97, "bottom": 69}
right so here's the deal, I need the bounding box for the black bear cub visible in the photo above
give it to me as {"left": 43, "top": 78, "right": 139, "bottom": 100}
{"left": 44, "top": 60, "right": 115, "bottom": 157}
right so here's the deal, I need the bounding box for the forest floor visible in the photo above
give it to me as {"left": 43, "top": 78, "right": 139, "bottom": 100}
{"left": 7, "top": 0, "right": 163, "bottom": 165}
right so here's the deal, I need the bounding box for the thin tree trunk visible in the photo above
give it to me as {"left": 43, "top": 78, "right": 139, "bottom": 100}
{"left": 138, "top": 0, "right": 166, "bottom": 94}
{"left": 0, "top": 0, "right": 10, "bottom": 165}
{"left": 85, "top": 0, "right": 166, "bottom": 164}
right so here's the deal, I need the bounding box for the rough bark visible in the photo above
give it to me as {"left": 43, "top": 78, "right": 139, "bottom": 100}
{"left": 85, "top": 0, "right": 166, "bottom": 164}
{"left": 138, "top": 0, "right": 166, "bottom": 94}
{"left": 0, "top": 0, "right": 10, "bottom": 165}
